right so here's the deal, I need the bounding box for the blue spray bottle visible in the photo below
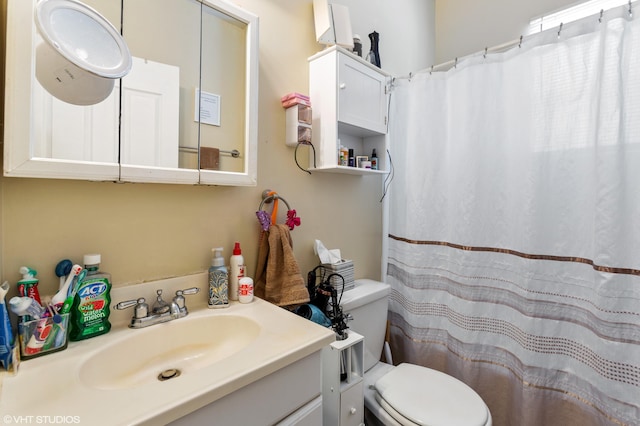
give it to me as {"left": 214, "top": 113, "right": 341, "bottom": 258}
{"left": 0, "top": 281, "right": 15, "bottom": 371}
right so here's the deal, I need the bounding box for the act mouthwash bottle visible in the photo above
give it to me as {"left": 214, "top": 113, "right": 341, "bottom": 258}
{"left": 69, "top": 254, "right": 112, "bottom": 341}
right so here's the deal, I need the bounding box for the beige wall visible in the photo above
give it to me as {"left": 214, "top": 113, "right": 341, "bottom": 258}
{"left": 435, "top": 0, "right": 578, "bottom": 64}
{"left": 0, "top": 0, "right": 395, "bottom": 299}
{"left": 3, "top": 0, "right": 586, "bottom": 299}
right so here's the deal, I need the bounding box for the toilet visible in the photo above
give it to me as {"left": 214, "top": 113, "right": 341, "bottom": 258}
{"left": 340, "top": 279, "right": 492, "bottom": 426}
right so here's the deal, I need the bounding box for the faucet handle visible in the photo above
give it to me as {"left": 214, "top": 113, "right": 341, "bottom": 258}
{"left": 115, "top": 298, "right": 149, "bottom": 319}
{"left": 173, "top": 287, "right": 200, "bottom": 315}
{"left": 180, "top": 287, "right": 200, "bottom": 296}
{"left": 115, "top": 299, "right": 138, "bottom": 310}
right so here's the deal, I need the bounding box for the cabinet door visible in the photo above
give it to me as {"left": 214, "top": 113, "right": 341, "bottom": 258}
{"left": 33, "top": 83, "right": 119, "bottom": 164}
{"left": 120, "top": 58, "right": 180, "bottom": 169}
{"left": 337, "top": 53, "right": 388, "bottom": 134}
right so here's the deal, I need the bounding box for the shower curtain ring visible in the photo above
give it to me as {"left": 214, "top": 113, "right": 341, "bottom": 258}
{"left": 557, "top": 22, "right": 563, "bottom": 38}
{"left": 599, "top": 9, "right": 604, "bottom": 23}
{"left": 519, "top": 35, "right": 523, "bottom": 48}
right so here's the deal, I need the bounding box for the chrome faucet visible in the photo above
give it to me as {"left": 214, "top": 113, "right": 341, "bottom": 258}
{"left": 115, "top": 287, "right": 200, "bottom": 329}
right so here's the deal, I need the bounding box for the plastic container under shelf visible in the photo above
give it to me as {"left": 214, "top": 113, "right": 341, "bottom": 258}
{"left": 286, "top": 104, "right": 312, "bottom": 147}
{"left": 18, "top": 313, "right": 69, "bottom": 360}
{"left": 321, "top": 259, "right": 354, "bottom": 292}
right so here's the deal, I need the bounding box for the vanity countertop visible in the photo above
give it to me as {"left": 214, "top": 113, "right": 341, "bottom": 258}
{"left": 0, "top": 273, "right": 335, "bottom": 425}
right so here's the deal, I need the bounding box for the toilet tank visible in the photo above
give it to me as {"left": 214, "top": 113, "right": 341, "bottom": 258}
{"left": 340, "top": 279, "right": 390, "bottom": 372}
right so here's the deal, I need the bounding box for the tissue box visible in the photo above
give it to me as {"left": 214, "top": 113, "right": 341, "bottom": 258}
{"left": 321, "top": 259, "right": 354, "bottom": 292}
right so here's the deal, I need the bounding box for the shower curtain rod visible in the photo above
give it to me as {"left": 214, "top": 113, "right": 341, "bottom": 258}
{"left": 427, "top": 37, "right": 522, "bottom": 75}
{"left": 394, "top": 35, "right": 525, "bottom": 80}
{"left": 398, "top": 0, "right": 635, "bottom": 80}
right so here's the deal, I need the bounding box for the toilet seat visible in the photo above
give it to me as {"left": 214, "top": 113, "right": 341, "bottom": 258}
{"left": 374, "top": 363, "right": 489, "bottom": 426}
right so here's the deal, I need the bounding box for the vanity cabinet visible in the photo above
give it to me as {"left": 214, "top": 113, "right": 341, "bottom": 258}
{"left": 171, "top": 352, "right": 324, "bottom": 426}
{"left": 308, "top": 46, "right": 391, "bottom": 175}
{"left": 322, "top": 331, "right": 365, "bottom": 426}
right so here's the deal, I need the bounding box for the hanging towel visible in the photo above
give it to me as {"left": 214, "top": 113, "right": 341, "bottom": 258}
{"left": 255, "top": 224, "right": 310, "bottom": 308}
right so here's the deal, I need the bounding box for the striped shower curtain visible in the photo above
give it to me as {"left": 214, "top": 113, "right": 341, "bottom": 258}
{"left": 386, "top": 4, "right": 640, "bottom": 425}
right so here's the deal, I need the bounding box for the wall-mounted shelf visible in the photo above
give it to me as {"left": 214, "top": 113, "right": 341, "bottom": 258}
{"left": 312, "top": 166, "right": 386, "bottom": 175}
{"left": 308, "top": 46, "right": 391, "bottom": 175}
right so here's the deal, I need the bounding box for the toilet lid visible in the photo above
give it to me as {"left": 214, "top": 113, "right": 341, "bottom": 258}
{"left": 374, "top": 363, "right": 488, "bottom": 426}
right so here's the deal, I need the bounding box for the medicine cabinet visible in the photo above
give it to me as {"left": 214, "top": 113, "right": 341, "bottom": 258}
{"left": 3, "top": 0, "right": 258, "bottom": 186}
{"left": 308, "top": 46, "right": 391, "bottom": 175}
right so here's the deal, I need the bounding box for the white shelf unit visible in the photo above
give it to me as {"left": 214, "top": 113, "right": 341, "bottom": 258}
{"left": 322, "top": 331, "right": 365, "bottom": 426}
{"left": 308, "top": 46, "right": 391, "bottom": 175}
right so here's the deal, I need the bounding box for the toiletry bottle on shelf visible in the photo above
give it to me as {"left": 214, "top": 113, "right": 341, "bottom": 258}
{"left": 69, "top": 254, "right": 112, "bottom": 341}
{"left": 371, "top": 149, "right": 378, "bottom": 170}
{"left": 208, "top": 248, "right": 229, "bottom": 308}
{"left": 340, "top": 145, "right": 348, "bottom": 166}
{"left": 348, "top": 149, "right": 355, "bottom": 167}
{"left": 229, "top": 242, "right": 245, "bottom": 301}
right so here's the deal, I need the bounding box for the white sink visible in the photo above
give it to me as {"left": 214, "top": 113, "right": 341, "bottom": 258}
{"left": 0, "top": 273, "right": 335, "bottom": 425}
{"left": 79, "top": 314, "right": 260, "bottom": 390}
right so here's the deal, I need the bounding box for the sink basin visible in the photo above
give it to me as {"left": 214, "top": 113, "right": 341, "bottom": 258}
{"left": 79, "top": 314, "right": 260, "bottom": 390}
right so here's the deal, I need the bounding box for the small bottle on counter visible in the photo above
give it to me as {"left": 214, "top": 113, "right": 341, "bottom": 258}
{"left": 238, "top": 277, "right": 254, "bottom": 304}
{"left": 17, "top": 266, "right": 41, "bottom": 306}
{"left": 229, "top": 242, "right": 245, "bottom": 301}
{"left": 208, "top": 248, "right": 229, "bottom": 308}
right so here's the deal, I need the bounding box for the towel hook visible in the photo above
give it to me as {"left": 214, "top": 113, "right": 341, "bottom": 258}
{"left": 257, "top": 190, "right": 300, "bottom": 231}
{"left": 259, "top": 191, "right": 291, "bottom": 211}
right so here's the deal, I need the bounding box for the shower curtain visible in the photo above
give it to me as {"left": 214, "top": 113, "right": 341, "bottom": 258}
{"left": 386, "top": 5, "right": 640, "bottom": 426}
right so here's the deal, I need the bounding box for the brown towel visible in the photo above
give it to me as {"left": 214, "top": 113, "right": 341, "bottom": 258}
{"left": 199, "top": 147, "right": 220, "bottom": 170}
{"left": 255, "top": 224, "right": 310, "bottom": 308}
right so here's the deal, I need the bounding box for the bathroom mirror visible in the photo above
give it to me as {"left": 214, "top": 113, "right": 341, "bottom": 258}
{"left": 3, "top": 0, "right": 258, "bottom": 186}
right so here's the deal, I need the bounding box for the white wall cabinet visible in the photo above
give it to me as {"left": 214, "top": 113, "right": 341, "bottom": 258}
{"left": 322, "top": 331, "right": 365, "bottom": 426}
{"left": 308, "top": 46, "right": 391, "bottom": 175}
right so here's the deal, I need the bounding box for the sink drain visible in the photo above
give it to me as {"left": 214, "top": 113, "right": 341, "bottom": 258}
{"left": 158, "top": 368, "right": 181, "bottom": 381}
